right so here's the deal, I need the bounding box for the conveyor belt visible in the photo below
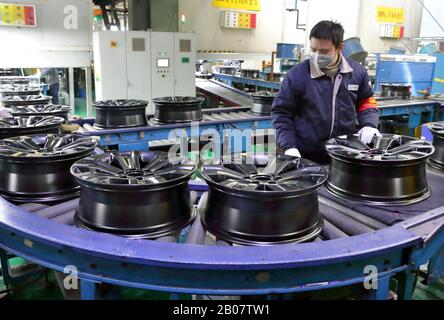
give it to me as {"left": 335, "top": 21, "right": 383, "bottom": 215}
{"left": 77, "top": 106, "right": 270, "bottom": 134}
{"left": 1, "top": 174, "right": 444, "bottom": 299}
{"left": 377, "top": 99, "right": 437, "bottom": 108}
{"left": 319, "top": 169, "right": 444, "bottom": 228}
{"left": 196, "top": 78, "right": 253, "bottom": 107}
{"left": 7, "top": 168, "right": 444, "bottom": 243}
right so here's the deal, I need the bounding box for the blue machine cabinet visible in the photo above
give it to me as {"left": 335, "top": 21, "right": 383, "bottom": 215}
{"left": 432, "top": 53, "right": 444, "bottom": 95}
{"left": 374, "top": 54, "right": 436, "bottom": 96}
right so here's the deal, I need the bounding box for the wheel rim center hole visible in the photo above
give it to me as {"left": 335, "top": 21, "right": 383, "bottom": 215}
{"left": 250, "top": 174, "right": 279, "bottom": 182}
{"left": 125, "top": 169, "right": 144, "bottom": 177}
{"left": 366, "top": 150, "right": 385, "bottom": 155}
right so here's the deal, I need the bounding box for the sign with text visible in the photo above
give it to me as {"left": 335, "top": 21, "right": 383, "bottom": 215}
{"left": 221, "top": 11, "right": 257, "bottom": 29}
{"left": 377, "top": 6, "right": 405, "bottom": 24}
{"left": 213, "top": 0, "right": 261, "bottom": 12}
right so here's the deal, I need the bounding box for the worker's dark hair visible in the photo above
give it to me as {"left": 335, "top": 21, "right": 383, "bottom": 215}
{"left": 309, "top": 20, "right": 344, "bottom": 48}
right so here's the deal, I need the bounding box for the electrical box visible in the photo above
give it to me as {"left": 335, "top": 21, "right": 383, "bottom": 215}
{"left": 93, "top": 31, "right": 127, "bottom": 101}
{"left": 174, "top": 33, "right": 196, "bottom": 97}
{"left": 150, "top": 32, "right": 175, "bottom": 100}
{"left": 93, "top": 31, "right": 196, "bottom": 114}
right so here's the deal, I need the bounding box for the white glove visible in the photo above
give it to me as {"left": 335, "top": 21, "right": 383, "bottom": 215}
{"left": 358, "top": 127, "right": 381, "bottom": 145}
{"left": 0, "top": 108, "right": 12, "bottom": 118}
{"left": 285, "top": 148, "right": 301, "bottom": 158}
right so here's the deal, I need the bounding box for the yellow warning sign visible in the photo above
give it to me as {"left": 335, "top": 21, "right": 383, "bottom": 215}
{"left": 213, "top": 0, "right": 261, "bottom": 12}
{"left": 377, "top": 6, "right": 405, "bottom": 24}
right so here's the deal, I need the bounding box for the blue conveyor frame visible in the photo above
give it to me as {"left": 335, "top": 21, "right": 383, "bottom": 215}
{"left": 1, "top": 103, "right": 444, "bottom": 300}
{"left": 72, "top": 103, "right": 444, "bottom": 152}
{"left": 2, "top": 193, "right": 443, "bottom": 300}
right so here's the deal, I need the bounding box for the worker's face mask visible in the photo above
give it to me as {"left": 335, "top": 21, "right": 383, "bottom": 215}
{"left": 310, "top": 51, "right": 335, "bottom": 69}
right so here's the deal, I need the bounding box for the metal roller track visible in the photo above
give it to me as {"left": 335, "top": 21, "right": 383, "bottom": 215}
{"left": 1, "top": 172, "right": 444, "bottom": 300}
{"left": 325, "top": 134, "right": 435, "bottom": 206}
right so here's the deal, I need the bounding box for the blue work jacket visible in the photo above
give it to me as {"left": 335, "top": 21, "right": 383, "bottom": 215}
{"left": 272, "top": 55, "right": 379, "bottom": 159}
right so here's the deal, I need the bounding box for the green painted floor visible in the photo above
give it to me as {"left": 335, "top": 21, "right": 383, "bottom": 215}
{"left": 1, "top": 258, "right": 444, "bottom": 300}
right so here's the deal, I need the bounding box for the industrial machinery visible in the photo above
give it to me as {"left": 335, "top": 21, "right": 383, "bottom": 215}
{"left": 251, "top": 91, "right": 276, "bottom": 115}
{"left": 325, "top": 134, "right": 435, "bottom": 205}
{"left": 201, "top": 153, "right": 327, "bottom": 246}
{"left": 0, "top": 134, "right": 97, "bottom": 203}
{"left": 93, "top": 31, "right": 196, "bottom": 113}
{"left": 72, "top": 151, "right": 197, "bottom": 239}
{"left": 1, "top": 109, "right": 444, "bottom": 300}
{"left": 153, "top": 96, "right": 204, "bottom": 124}
{"left": 0, "top": 116, "right": 64, "bottom": 140}
{"left": 373, "top": 54, "right": 436, "bottom": 97}
{"left": 93, "top": 99, "right": 148, "bottom": 129}
{"left": 240, "top": 69, "right": 260, "bottom": 79}
{"left": 272, "top": 43, "right": 301, "bottom": 76}
{"left": 380, "top": 84, "right": 412, "bottom": 100}
{"left": 218, "top": 66, "right": 237, "bottom": 75}
{"left": 428, "top": 122, "right": 444, "bottom": 171}
{"left": 2, "top": 163, "right": 444, "bottom": 300}
{"left": 74, "top": 106, "right": 273, "bottom": 154}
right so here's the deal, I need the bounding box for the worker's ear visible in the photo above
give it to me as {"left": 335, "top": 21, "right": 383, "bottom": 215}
{"left": 338, "top": 42, "right": 345, "bottom": 52}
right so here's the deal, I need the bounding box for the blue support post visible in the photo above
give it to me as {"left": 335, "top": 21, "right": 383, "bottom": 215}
{"left": 169, "top": 293, "right": 181, "bottom": 300}
{"left": 396, "top": 270, "right": 417, "bottom": 300}
{"left": 374, "top": 53, "right": 382, "bottom": 92}
{"left": 368, "top": 275, "right": 391, "bottom": 300}
{"left": 0, "top": 248, "right": 11, "bottom": 289}
{"left": 408, "top": 112, "right": 422, "bottom": 137}
{"left": 80, "top": 279, "right": 98, "bottom": 300}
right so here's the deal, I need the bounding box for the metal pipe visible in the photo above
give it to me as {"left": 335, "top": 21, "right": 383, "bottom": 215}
{"left": 34, "top": 199, "right": 80, "bottom": 219}
{"left": 52, "top": 210, "right": 75, "bottom": 225}
{"left": 216, "top": 240, "right": 231, "bottom": 246}
{"left": 85, "top": 67, "right": 93, "bottom": 117}
{"left": 76, "top": 126, "right": 86, "bottom": 134}
{"left": 68, "top": 67, "right": 75, "bottom": 115}
{"left": 19, "top": 203, "right": 50, "bottom": 213}
{"left": 185, "top": 193, "right": 208, "bottom": 245}
{"left": 156, "top": 236, "right": 178, "bottom": 243}
{"left": 319, "top": 197, "right": 387, "bottom": 230}
{"left": 322, "top": 208, "right": 374, "bottom": 236}
{"left": 322, "top": 219, "right": 349, "bottom": 240}
{"left": 83, "top": 124, "right": 97, "bottom": 132}
{"left": 269, "top": 51, "right": 276, "bottom": 82}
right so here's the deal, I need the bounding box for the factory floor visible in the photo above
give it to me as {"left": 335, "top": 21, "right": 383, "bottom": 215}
{"left": 1, "top": 257, "right": 444, "bottom": 300}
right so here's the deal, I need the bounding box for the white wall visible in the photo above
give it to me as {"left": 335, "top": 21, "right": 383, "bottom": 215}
{"left": 0, "top": 0, "right": 92, "bottom": 67}
{"left": 358, "top": 0, "right": 423, "bottom": 53}
{"left": 178, "top": 0, "right": 286, "bottom": 53}
{"left": 178, "top": 0, "right": 424, "bottom": 55}
{"left": 281, "top": 0, "right": 308, "bottom": 45}
{"left": 305, "top": 0, "right": 361, "bottom": 41}
{"left": 303, "top": 0, "right": 423, "bottom": 54}
{"left": 420, "top": 0, "right": 444, "bottom": 37}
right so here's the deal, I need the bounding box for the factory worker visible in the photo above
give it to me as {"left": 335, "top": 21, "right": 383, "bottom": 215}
{"left": 272, "top": 20, "right": 380, "bottom": 164}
